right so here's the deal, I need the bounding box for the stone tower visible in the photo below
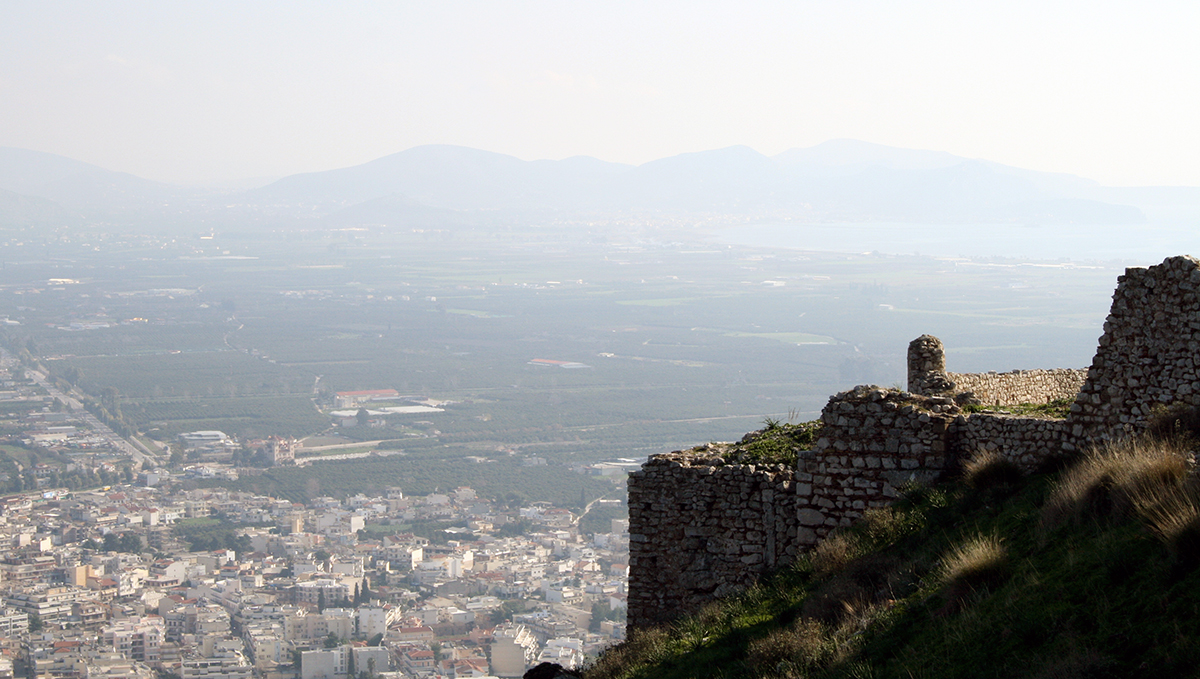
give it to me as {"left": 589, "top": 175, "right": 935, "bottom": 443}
{"left": 907, "top": 334, "right": 955, "bottom": 395}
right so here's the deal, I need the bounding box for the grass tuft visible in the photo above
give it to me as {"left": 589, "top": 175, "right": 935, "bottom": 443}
{"left": 1042, "top": 437, "right": 1191, "bottom": 529}
{"left": 745, "top": 618, "right": 832, "bottom": 675}
{"left": 807, "top": 532, "right": 861, "bottom": 578}
{"left": 937, "top": 534, "right": 1008, "bottom": 603}
{"left": 961, "top": 450, "right": 1024, "bottom": 491}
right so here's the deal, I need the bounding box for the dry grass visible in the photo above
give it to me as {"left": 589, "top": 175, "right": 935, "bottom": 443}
{"left": 1042, "top": 437, "right": 1192, "bottom": 529}
{"left": 961, "top": 450, "right": 1024, "bottom": 491}
{"left": 807, "top": 507, "right": 920, "bottom": 579}
{"left": 746, "top": 600, "right": 891, "bottom": 678}
{"left": 937, "top": 534, "right": 1009, "bottom": 602}
{"left": 745, "top": 618, "right": 833, "bottom": 673}
{"left": 808, "top": 532, "right": 861, "bottom": 578}
{"left": 584, "top": 626, "right": 671, "bottom": 679}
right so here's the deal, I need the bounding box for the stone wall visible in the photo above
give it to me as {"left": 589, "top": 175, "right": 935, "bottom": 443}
{"left": 628, "top": 255, "right": 1200, "bottom": 628}
{"left": 795, "top": 386, "right": 959, "bottom": 541}
{"left": 626, "top": 456, "right": 798, "bottom": 627}
{"left": 909, "top": 335, "right": 1086, "bottom": 406}
{"left": 955, "top": 412, "right": 1069, "bottom": 469}
{"left": 1069, "top": 255, "right": 1200, "bottom": 448}
{"left": 949, "top": 369, "right": 1088, "bottom": 407}
{"left": 627, "top": 387, "right": 1070, "bottom": 628}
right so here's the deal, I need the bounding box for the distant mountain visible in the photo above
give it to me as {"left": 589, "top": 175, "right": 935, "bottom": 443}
{"left": 0, "top": 187, "right": 78, "bottom": 227}
{"left": 244, "top": 145, "right": 634, "bottom": 212}
{"left": 775, "top": 138, "right": 967, "bottom": 174}
{"left": 320, "top": 194, "right": 482, "bottom": 228}
{"left": 240, "top": 141, "right": 1153, "bottom": 225}
{"left": 3, "top": 141, "right": 1190, "bottom": 227}
{"left": 0, "top": 147, "right": 196, "bottom": 213}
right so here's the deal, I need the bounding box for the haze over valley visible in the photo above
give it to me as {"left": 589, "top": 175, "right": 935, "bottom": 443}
{"left": 1, "top": 3, "right": 1198, "bottom": 674}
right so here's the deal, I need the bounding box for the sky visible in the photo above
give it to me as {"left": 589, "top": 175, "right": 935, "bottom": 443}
{"left": 1, "top": 1, "right": 1197, "bottom": 187}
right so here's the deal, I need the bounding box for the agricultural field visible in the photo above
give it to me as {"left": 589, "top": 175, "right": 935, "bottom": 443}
{"left": 196, "top": 452, "right": 618, "bottom": 507}
{"left": 123, "top": 396, "right": 328, "bottom": 440}
{"left": 0, "top": 219, "right": 1122, "bottom": 499}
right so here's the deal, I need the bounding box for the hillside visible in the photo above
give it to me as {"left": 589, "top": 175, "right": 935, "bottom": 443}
{"left": 589, "top": 431, "right": 1200, "bottom": 678}
{"left": 0, "top": 140, "right": 1186, "bottom": 226}
{"left": 241, "top": 141, "right": 1149, "bottom": 224}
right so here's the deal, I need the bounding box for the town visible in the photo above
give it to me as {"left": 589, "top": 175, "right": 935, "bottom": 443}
{"left": 0, "top": 358, "right": 629, "bottom": 679}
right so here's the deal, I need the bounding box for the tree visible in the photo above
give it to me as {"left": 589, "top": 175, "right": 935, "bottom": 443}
{"left": 169, "top": 445, "right": 184, "bottom": 467}
{"left": 317, "top": 590, "right": 326, "bottom": 613}
{"left": 356, "top": 408, "right": 370, "bottom": 427}
{"left": 367, "top": 657, "right": 377, "bottom": 679}
{"left": 430, "top": 642, "right": 443, "bottom": 664}
{"left": 323, "top": 632, "right": 339, "bottom": 648}
{"left": 346, "top": 647, "right": 355, "bottom": 678}
{"left": 28, "top": 613, "right": 43, "bottom": 632}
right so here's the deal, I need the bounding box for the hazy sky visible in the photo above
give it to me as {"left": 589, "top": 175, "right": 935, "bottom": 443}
{"left": 2, "top": 1, "right": 1197, "bottom": 186}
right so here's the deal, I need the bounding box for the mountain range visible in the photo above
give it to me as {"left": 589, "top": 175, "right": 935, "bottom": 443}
{"left": 3, "top": 140, "right": 1198, "bottom": 228}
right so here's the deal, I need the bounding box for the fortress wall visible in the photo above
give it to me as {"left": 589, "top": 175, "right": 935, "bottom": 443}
{"left": 955, "top": 412, "right": 1069, "bottom": 469}
{"left": 796, "top": 386, "right": 959, "bottom": 540}
{"left": 908, "top": 335, "right": 1086, "bottom": 406}
{"left": 628, "top": 387, "right": 1072, "bottom": 628}
{"left": 626, "top": 456, "right": 798, "bottom": 627}
{"left": 1069, "top": 256, "right": 1200, "bottom": 448}
{"left": 629, "top": 255, "right": 1200, "bottom": 628}
{"left": 948, "top": 369, "right": 1088, "bottom": 407}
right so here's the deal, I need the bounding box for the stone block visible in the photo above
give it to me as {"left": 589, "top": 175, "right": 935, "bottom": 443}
{"left": 798, "top": 508, "right": 825, "bottom": 526}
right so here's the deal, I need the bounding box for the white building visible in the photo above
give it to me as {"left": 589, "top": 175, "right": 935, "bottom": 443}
{"left": 491, "top": 624, "right": 539, "bottom": 677}
{"left": 301, "top": 647, "right": 347, "bottom": 679}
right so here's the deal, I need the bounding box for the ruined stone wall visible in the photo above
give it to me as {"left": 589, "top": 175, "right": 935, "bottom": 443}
{"left": 629, "top": 255, "right": 1200, "bottom": 628}
{"left": 956, "top": 412, "right": 1069, "bottom": 469}
{"left": 1069, "top": 255, "right": 1200, "bottom": 448}
{"left": 626, "top": 457, "right": 798, "bottom": 627}
{"left": 795, "top": 386, "right": 959, "bottom": 540}
{"left": 948, "top": 369, "right": 1088, "bottom": 407}
{"left": 627, "top": 387, "right": 1072, "bottom": 628}
{"left": 908, "top": 335, "right": 1086, "bottom": 406}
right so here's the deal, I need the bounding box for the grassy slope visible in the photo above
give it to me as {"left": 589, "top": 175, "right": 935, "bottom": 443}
{"left": 590, "top": 444, "right": 1200, "bottom": 679}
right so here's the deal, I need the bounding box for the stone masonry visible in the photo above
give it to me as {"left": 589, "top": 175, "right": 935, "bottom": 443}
{"left": 908, "top": 334, "right": 1086, "bottom": 406}
{"left": 949, "top": 369, "right": 1087, "bottom": 407}
{"left": 1069, "top": 255, "right": 1200, "bottom": 448}
{"left": 626, "top": 457, "right": 797, "bottom": 627}
{"left": 629, "top": 255, "right": 1200, "bottom": 628}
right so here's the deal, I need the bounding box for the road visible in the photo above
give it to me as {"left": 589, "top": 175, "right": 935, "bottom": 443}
{"left": 572, "top": 493, "right": 612, "bottom": 528}
{"left": 23, "top": 366, "right": 157, "bottom": 468}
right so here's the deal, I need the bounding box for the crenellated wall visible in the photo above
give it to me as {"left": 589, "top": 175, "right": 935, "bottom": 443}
{"left": 628, "top": 255, "right": 1200, "bottom": 628}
